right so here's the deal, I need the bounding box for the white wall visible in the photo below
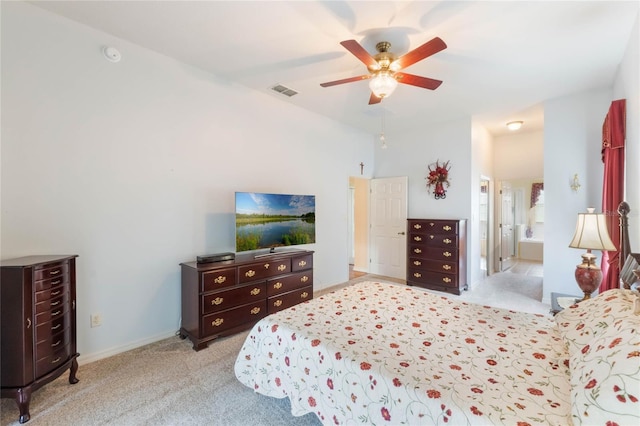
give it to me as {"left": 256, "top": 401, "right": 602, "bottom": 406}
{"left": 613, "top": 12, "right": 640, "bottom": 250}
{"left": 374, "top": 117, "right": 473, "bottom": 285}
{"left": 1, "top": 2, "right": 374, "bottom": 362}
{"left": 543, "top": 89, "right": 612, "bottom": 298}
{"left": 493, "top": 131, "right": 544, "bottom": 180}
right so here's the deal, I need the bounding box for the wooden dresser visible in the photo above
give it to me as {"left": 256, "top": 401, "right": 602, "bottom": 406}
{"left": 1, "top": 255, "right": 80, "bottom": 424}
{"left": 407, "top": 219, "right": 467, "bottom": 295}
{"left": 180, "top": 250, "right": 313, "bottom": 350}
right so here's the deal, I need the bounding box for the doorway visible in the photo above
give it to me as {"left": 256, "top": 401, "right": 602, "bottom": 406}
{"left": 348, "top": 177, "right": 369, "bottom": 278}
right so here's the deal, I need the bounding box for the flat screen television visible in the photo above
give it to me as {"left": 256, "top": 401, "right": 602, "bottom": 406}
{"left": 235, "top": 192, "right": 315, "bottom": 254}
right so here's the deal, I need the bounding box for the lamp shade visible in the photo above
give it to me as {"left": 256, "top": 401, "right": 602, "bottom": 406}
{"left": 369, "top": 72, "right": 398, "bottom": 98}
{"left": 569, "top": 210, "right": 616, "bottom": 251}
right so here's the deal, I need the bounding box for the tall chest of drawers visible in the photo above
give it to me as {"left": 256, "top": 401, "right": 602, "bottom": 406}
{"left": 407, "top": 219, "right": 468, "bottom": 295}
{"left": 180, "top": 250, "right": 313, "bottom": 351}
{"left": 1, "top": 255, "right": 80, "bottom": 424}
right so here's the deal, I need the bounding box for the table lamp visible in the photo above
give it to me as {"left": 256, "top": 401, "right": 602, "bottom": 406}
{"left": 568, "top": 208, "right": 616, "bottom": 301}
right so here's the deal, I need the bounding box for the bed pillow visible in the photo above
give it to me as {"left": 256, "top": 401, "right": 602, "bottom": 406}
{"left": 554, "top": 289, "right": 637, "bottom": 357}
{"left": 569, "top": 319, "right": 640, "bottom": 425}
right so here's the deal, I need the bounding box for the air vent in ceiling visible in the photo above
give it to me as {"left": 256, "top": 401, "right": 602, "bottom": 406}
{"left": 271, "top": 84, "right": 298, "bottom": 97}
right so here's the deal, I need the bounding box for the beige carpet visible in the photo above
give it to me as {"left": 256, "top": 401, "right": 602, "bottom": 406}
{"left": 1, "top": 272, "right": 545, "bottom": 425}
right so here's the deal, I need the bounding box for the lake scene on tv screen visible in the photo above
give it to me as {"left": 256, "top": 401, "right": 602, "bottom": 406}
{"left": 235, "top": 192, "right": 315, "bottom": 252}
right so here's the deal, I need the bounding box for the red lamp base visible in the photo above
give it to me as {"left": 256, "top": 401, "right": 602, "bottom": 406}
{"left": 575, "top": 253, "right": 602, "bottom": 301}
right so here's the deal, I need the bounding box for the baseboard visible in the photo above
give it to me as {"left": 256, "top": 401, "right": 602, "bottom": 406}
{"left": 77, "top": 330, "right": 178, "bottom": 365}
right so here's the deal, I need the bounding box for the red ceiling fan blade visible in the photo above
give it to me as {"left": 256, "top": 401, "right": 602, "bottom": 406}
{"left": 340, "top": 40, "right": 379, "bottom": 69}
{"left": 393, "top": 37, "right": 447, "bottom": 70}
{"left": 368, "top": 93, "right": 382, "bottom": 105}
{"left": 395, "top": 72, "right": 443, "bottom": 90}
{"left": 320, "top": 74, "right": 370, "bottom": 87}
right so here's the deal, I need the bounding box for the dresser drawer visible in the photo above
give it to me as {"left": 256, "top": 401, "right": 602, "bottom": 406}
{"left": 202, "top": 283, "right": 266, "bottom": 315}
{"left": 36, "top": 315, "right": 69, "bottom": 342}
{"left": 409, "top": 220, "right": 459, "bottom": 235}
{"left": 36, "top": 328, "right": 70, "bottom": 358}
{"left": 35, "top": 274, "right": 68, "bottom": 292}
{"left": 291, "top": 254, "right": 313, "bottom": 272}
{"left": 409, "top": 245, "right": 458, "bottom": 260}
{"left": 201, "top": 300, "right": 267, "bottom": 336}
{"left": 408, "top": 269, "right": 458, "bottom": 288}
{"left": 266, "top": 271, "right": 313, "bottom": 297}
{"left": 35, "top": 300, "right": 68, "bottom": 325}
{"left": 238, "top": 259, "right": 291, "bottom": 283}
{"left": 34, "top": 262, "right": 68, "bottom": 282}
{"left": 35, "top": 343, "right": 71, "bottom": 377}
{"left": 408, "top": 257, "right": 458, "bottom": 274}
{"left": 35, "top": 290, "right": 68, "bottom": 313}
{"left": 35, "top": 281, "right": 68, "bottom": 303}
{"left": 409, "top": 233, "right": 458, "bottom": 248}
{"left": 267, "top": 285, "right": 313, "bottom": 314}
{"left": 202, "top": 268, "right": 236, "bottom": 292}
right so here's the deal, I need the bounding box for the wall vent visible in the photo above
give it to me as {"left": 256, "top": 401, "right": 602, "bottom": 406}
{"left": 271, "top": 84, "right": 298, "bottom": 97}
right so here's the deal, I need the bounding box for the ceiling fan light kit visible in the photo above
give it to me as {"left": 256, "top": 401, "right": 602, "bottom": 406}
{"left": 320, "top": 37, "right": 447, "bottom": 104}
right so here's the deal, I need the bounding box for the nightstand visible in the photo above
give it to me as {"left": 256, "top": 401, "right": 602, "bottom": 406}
{"left": 550, "top": 292, "right": 580, "bottom": 315}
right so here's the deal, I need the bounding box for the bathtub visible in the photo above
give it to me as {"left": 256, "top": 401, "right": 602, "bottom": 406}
{"left": 519, "top": 239, "right": 543, "bottom": 261}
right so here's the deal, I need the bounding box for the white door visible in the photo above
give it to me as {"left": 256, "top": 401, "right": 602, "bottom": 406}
{"left": 369, "top": 176, "right": 408, "bottom": 279}
{"left": 498, "top": 182, "right": 515, "bottom": 271}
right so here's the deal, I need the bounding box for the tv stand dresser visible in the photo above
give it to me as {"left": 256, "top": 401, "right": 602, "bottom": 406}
{"left": 179, "top": 249, "right": 313, "bottom": 351}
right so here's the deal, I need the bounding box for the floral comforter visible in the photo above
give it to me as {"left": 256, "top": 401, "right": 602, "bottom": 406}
{"left": 234, "top": 281, "right": 572, "bottom": 425}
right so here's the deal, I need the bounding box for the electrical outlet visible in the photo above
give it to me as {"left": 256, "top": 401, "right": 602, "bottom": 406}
{"left": 90, "top": 313, "right": 102, "bottom": 328}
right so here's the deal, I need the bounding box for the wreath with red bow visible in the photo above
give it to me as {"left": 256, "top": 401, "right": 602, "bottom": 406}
{"left": 426, "top": 160, "right": 451, "bottom": 199}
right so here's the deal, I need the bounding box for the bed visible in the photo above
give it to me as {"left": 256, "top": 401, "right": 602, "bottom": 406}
{"left": 234, "top": 205, "right": 640, "bottom": 425}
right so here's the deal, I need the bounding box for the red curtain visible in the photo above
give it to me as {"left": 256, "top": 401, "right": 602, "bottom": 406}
{"left": 599, "top": 99, "right": 626, "bottom": 292}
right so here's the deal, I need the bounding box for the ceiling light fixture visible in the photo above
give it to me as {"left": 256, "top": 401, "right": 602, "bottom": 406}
{"left": 506, "top": 121, "right": 523, "bottom": 131}
{"left": 369, "top": 71, "right": 398, "bottom": 99}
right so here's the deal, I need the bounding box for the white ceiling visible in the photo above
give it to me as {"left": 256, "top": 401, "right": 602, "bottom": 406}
{"left": 30, "top": 1, "right": 639, "bottom": 137}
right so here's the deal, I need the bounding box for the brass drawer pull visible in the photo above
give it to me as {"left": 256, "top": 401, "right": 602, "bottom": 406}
{"left": 51, "top": 357, "right": 61, "bottom": 364}
{"left": 413, "top": 260, "right": 422, "bottom": 266}
{"left": 51, "top": 300, "right": 61, "bottom": 306}
{"left": 263, "top": 263, "right": 270, "bottom": 269}
{"left": 442, "top": 265, "right": 452, "bottom": 270}
{"left": 443, "top": 238, "right": 452, "bottom": 244}
{"left": 429, "top": 222, "right": 435, "bottom": 227}
{"left": 414, "top": 236, "right": 422, "bottom": 241}
{"left": 52, "top": 324, "right": 61, "bottom": 330}
{"left": 51, "top": 279, "right": 62, "bottom": 286}
{"left": 443, "top": 277, "right": 452, "bottom": 283}
{"left": 52, "top": 340, "right": 62, "bottom": 347}
{"left": 274, "top": 300, "right": 283, "bottom": 307}
{"left": 52, "top": 310, "right": 62, "bottom": 317}
{"left": 443, "top": 251, "right": 452, "bottom": 257}
{"left": 250, "top": 287, "right": 261, "bottom": 296}
{"left": 245, "top": 270, "right": 256, "bottom": 278}
{"left": 250, "top": 307, "right": 261, "bottom": 315}
{"left": 300, "top": 292, "right": 309, "bottom": 299}
{"left": 51, "top": 290, "right": 61, "bottom": 296}
{"left": 413, "top": 223, "right": 422, "bottom": 229}
{"left": 211, "top": 318, "right": 224, "bottom": 327}
{"left": 413, "top": 272, "right": 422, "bottom": 278}
{"left": 443, "top": 225, "right": 452, "bottom": 231}
{"left": 298, "top": 260, "right": 307, "bottom": 267}
{"left": 277, "top": 264, "right": 286, "bottom": 272}
{"left": 414, "top": 248, "right": 422, "bottom": 254}
{"left": 214, "top": 276, "right": 226, "bottom": 284}
{"left": 273, "top": 282, "right": 283, "bottom": 290}
{"left": 211, "top": 297, "right": 224, "bottom": 305}
{"left": 49, "top": 270, "right": 61, "bottom": 275}
{"left": 300, "top": 275, "right": 309, "bottom": 283}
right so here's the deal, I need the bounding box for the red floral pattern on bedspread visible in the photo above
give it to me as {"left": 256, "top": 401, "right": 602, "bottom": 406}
{"left": 234, "top": 281, "right": 571, "bottom": 425}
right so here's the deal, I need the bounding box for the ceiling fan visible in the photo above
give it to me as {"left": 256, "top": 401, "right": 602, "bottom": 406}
{"left": 320, "top": 37, "right": 447, "bottom": 105}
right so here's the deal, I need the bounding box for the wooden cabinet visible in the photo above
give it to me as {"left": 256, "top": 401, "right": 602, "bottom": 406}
{"left": 407, "top": 219, "right": 467, "bottom": 295}
{"left": 1, "top": 255, "right": 79, "bottom": 424}
{"left": 180, "top": 250, "right": 313, "bottom": 351}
